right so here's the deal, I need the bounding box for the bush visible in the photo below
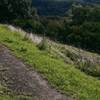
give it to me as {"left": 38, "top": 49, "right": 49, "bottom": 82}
{"left": 37, "top": 37, "right": 48, "bottom": 50}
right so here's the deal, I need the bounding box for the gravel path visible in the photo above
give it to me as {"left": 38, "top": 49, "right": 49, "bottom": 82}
{"left": 0, "top": 44, "right": 71, "bottom": 100}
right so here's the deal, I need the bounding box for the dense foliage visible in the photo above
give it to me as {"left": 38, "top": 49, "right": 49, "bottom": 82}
{"left": 12, "top": 5, "right": 100, "bottom": 53}
{"left": 32, "top": 0, "right": 100, "bottom": 16}
{"left": 32, "top": 0, "right": 72, "bottom": 16}
{"left": 66, "top": 5, "right": 100, "bottom": 52}
{"left": 0, "top": 0, "right": 100, "bottom": 52}
{"left": 0, "top": 0, "right": 35, "bottom": 22}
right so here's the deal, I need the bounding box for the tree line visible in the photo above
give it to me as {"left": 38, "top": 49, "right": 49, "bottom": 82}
{"left": 0, "top": 0, "right": 36, "bottom": 22}
{"left": 0, "top": 1, "right": 100, "bottom": 53}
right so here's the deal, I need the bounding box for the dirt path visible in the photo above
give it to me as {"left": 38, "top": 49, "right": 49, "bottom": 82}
{"left": 0, "top": 44, "right": 71, "bottom": 100}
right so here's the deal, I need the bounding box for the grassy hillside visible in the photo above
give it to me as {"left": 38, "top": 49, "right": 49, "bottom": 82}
{"left": 48, "top": 40, "right": 100, "bottom": 78}
{"left": 0, "top": 24, "right": 100, "bottom": 100}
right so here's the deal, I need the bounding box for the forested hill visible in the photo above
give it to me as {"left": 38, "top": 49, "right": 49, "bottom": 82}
{"left": 32, "top": 0, "right": 71, "bottom": 16}
{"left": 32, "top": 0, "right": 100, "bottom": 16}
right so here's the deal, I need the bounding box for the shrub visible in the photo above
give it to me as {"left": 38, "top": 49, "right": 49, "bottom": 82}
{"left": 37, "top": 37, "right": 48, "bottom": 50}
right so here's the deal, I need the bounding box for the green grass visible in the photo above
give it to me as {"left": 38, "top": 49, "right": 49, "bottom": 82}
{"left": 0, "top": 95, "right": 33, "bottom": 100}
{"left": 0, "top": 84, "right": 32, "bottom": 100}
{"left": 0, "top": 24, "right": 100, "bottom": 100}
{"left": 49, "top": 40, "right": 100, "bottom": 77}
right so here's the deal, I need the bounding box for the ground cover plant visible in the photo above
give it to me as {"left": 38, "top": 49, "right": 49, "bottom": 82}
{"left": 0, "top": 25, "right": 100, "bottom": 100}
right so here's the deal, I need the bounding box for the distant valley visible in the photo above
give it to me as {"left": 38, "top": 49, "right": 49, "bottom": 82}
{"left": 32, "top": 0, "right": 100, "bottom": 16}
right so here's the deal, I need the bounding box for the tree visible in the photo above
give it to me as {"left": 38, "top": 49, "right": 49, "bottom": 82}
{"left": 0, "top": 0, "right": 35, "bottom": 22}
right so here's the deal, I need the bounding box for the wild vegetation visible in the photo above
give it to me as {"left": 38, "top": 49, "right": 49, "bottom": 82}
{"left": 0, "top": 24, "right": 100, "bottom": 100}
{"left": 48, "top": 41, "right": 100, "bottom": 78}
{"left": 0, "top": 0, "right": 36, "bottom": 22}
{"left": 0, "top": 0, "right": 100, "bottom": 53}
{"left": 0, "top": 84, "right": 34, "bottom": 100}
{"left": 32, "top": 0, "right": 100, "bottom": 16}
{"left": 0, "top": 0, "right": 100, "bottom": 99}
{"left": 11, "top": 5, "right": 100, "bottom": 53}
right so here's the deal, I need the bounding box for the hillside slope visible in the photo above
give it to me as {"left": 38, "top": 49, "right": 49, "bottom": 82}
{"left": 8, "top": 25, "right": 100, "bottom": 78}
{"left": 32, "top": 0, "right": 100, "bottom": 16}
{"left": 0, "top": 44, "right": 68, "bottom": 100}
{"left": 0, "top": 24, "right": 100, "bottom": 100}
